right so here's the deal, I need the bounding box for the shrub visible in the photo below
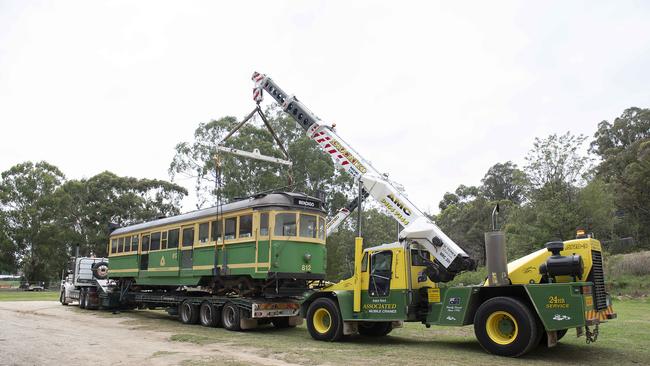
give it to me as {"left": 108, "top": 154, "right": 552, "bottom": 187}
{"left": 607, "top": 251, "right": 650, "bottom": 277}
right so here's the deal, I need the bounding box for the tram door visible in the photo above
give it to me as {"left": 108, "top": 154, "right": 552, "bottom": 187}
{"left": 180, "top": 225, "right": 194, "bottom": 273}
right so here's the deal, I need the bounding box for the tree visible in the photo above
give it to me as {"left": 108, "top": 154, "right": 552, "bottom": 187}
{"left": 0, "top": 161, "right": 66, "bottom": 281}
{"left": 169, "top": 108, "right": 353, "bottom": 213}
{"left": 590, "top": 107, "right": 650, "bottom": 250}
{"left": 524, "top": 132, "right": 592, "bottom": 190}
{"left": 480, "top": 161, "right": 528, "bottom": 204}
{"left": 56, "top": 171, "right": 188, "bottom": 257}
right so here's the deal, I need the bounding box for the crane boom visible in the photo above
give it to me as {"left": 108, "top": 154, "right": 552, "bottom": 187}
{"left": 251, "top": 72, "right": 475, "bottom": 280}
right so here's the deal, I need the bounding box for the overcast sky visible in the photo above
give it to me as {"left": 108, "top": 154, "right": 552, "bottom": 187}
{"left": 1, "top": 1, "right": 649, "bottom": 213}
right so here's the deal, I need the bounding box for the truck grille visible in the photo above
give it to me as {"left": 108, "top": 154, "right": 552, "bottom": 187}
{"left": 590, "top": 250, "right": 607, "bottom": 310}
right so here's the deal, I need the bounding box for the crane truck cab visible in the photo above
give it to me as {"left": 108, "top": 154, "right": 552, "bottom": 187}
{"left": 302, "top": 235, "right": 615, "bottom": 357}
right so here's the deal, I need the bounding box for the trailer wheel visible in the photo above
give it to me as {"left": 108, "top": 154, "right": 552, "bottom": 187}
{"left": 474, "top": 296, "right": 541, "bottom": 357}
{"left": 306, "top": 298, "right": 343, "bottom": 341}
{"left": 222, "top": 302, "right": 241, "bottom": 331}
{"left": 179, "top": 300, "right": 199, "bottom": 324}
{"left": 358, "top": 321, "right": 393, "bottom": 337}
{"left": 199, "top": 301, "right": 221, "bottom": 327}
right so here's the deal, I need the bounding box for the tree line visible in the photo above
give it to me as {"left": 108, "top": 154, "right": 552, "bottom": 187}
{"left": 1, "top": 107, "right": 648, "bottom": 282}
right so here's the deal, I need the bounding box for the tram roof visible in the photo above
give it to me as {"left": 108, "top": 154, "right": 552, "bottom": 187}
{"left": 110, "top": 192, "right": 325, "bottom": 236}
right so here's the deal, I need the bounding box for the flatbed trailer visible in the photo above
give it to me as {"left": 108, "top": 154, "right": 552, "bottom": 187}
{"left": 62, "top": 257, "right": 303, "bottom": 330}
{"left": 107, "top": 290, "right": 303, "bottom": 330}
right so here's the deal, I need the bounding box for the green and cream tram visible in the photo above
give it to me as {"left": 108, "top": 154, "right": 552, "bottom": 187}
{"left": 108, "top": 192, "right": 326, "bottom": 296}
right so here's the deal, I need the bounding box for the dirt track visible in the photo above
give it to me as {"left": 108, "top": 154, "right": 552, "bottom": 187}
{"left": 0, "top": 301, "right": 296, "bottom": 366}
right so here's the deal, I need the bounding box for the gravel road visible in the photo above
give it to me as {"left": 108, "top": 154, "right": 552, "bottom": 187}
{"left": 0, "top": 301, "right": 295, "bottom": 366}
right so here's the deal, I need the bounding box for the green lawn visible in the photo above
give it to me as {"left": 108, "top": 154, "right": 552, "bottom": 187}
{"left": 0, "top": 289, "right": 59, "bottom": 301}
{"left": 110, "top": 298, "right": 648, "bottom": 366}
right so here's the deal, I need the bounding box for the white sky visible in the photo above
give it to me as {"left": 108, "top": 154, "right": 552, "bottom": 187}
{"left": 1, "top": 1, "right": 649, "bottom": 214}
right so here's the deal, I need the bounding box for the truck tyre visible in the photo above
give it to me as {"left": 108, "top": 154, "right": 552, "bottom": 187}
{"left": 179, "top": 300, "right": 199, "bottom": 324}
{"left": 60, "top": 291, "right": 69, "bottom": 306}
{"left": 306, "top": 297, "right": 344, "bottom": 341}
{"left": 358, "top": 321, "right": 393, "bottom": 337}
{"left": 222, "top": 302, "right": 241, "bottom": 331}
{"left": 272, "top": 317, "right": 295, "bottom": 329}
{"left": 91, "top": 262, "right": 109, "bottom": 280}
{"left": 474, "top": 296, "right": 541, "bottom": 357}
{"left": 79, "top": 289, "right": 87, "bottom": 309}
{"left": 199, "top": 301, "right": 221, "bottom": 327}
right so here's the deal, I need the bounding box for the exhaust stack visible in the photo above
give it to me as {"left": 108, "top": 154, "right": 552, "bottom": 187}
{"left": 484, "top": 205, "right": 509, "bottom": 286}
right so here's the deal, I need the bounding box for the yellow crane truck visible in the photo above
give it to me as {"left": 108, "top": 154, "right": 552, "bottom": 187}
{"left": 251, "top": 72, "right": 616, "bottom": 357}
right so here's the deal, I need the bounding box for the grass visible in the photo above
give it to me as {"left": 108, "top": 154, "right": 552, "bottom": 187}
{"left": 0, "top": 289, "right": 59, "bottom": 301}
{"left": 105, "top": 298, "right": 648, "bottom": 366}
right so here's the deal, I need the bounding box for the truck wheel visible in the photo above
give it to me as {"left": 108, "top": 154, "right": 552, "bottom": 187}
{"left": 272, "top": 317, "right": 295, "bottom": 329}
{"left": 179, "top": 300, "right": 199, "bottom": 324}
{"left": 222, "top": 302, "right": 241, "bottom": 331}
{"left": 79, "top": 289, "right": 87, "bottom": 309}
{"left": 358, "top": 322, "right": 393, "bottom": 337}
{"left": 306, "top": 298, "right": 343, "bottom": 341}
{"left": 92, "top": 262, "right": 109, "bottom": 280}
{"left": 474, "top": 296, "right": 541, "bottom": 357}
{"left": 60, "top": 291, "right": 69, "bottom": 306}
{"left": 199, "top": 301, "right": 221, "bottom": 327}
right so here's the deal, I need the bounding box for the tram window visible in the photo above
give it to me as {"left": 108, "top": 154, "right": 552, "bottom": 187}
{"left": 224, "top": 218, "right": 236, "bottom": 240}
{"left": 182, "top": 226, "right": 194, "bottom": 247}
{"left": 239, "top": 215, "right": 253, "bottom": 238}
{"left": 118, "top": 237, "right": 124, "bottom": 253}
{"left": 150, "top": 232, "right": 161, "bottom": 251}
{"left": 211, "top": 220, "right": 223, "bottom": 243}
{"left": 132, "top": 235, "right": 139, "bottom": 252}
{"left": 300, "top": 214, "right": 317, "bottom": 238}
{"left": 124, "top": 236, "right": 132, "bottom": 252}
{"left": 317, "top": 216, "right": 325, "bottom": 240}
{"left": 361, "top": 252, "right": 368, "bottom": 272}
{"left": 260, "top": 213, "right": 269, "bottom": 236}
{"left": 161, "top": 231, "right": 168, "bottom": 249}
{"left": 168, "top": 228, "right": 179, "bottom": 249}
{"left": 274, "top": 213, "right": 297, "bottom": 236}
{"left": 142, "top": 235, "right": 150, "bottom": 252}
{"left": 199, "top": 222, "right": 209, "bottom": 243}
{"left": 111, "top": 239, "right": 118, "bottom": 254}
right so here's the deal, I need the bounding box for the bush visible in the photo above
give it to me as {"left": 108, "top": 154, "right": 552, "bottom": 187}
{"left": 607, "top": 251, "right": 650, "bottom": 277}
{"left": 447, "top": 267, "right": 487, "bottom": 286}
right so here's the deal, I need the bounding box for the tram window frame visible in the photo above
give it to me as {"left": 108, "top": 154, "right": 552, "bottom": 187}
{"left": 117, "top": 237, "right": 124, "bottom": 253}
{"left": 317, "top": 216, "right": 325, "bottom": 240}
{"left": 259, "top": 213, "right": 269, "bottom": 236}
{"left": 239, "top": 214, "right": 253, "bottom": 238}
{"left": 161, "top": 231, "right": 168, "bottom": 250}
{"left": 211, "top": 220, "right": 223, "bottom": 243}
{"left": 182, "top": 226, "right": 194, "bottom": 247}
{"left": 168, "top": 228, "right": 179, "bottom": 249}
{"left": 224, "top": 217, "right": 236, "bottom": 240}
{"left": 132, "top": 235, "right": 139, "bottom": 253}
{"left": 300, "top": 214, "right": 317, "bottom": 238}
{"left": 111, "top": 239, "right": 118, "bottom": 254}
{"left": 124, "top": 236, "right": 132, "bottom": 252}
{"left": 150, "top": 232, "right": 161, "bottom": 251}
{"left": 199, "top": 222, "right": 209, "bottom": 243}
{"left": 142, "top": 234, "right": 150, "bottom": 252}
{"left": 274, "top": 212, "right": 297, "bottom": 237}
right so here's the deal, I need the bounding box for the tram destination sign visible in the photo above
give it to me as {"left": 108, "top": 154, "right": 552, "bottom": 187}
{"left": 293, "top": 198, "right": 322, "bottom": 210}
